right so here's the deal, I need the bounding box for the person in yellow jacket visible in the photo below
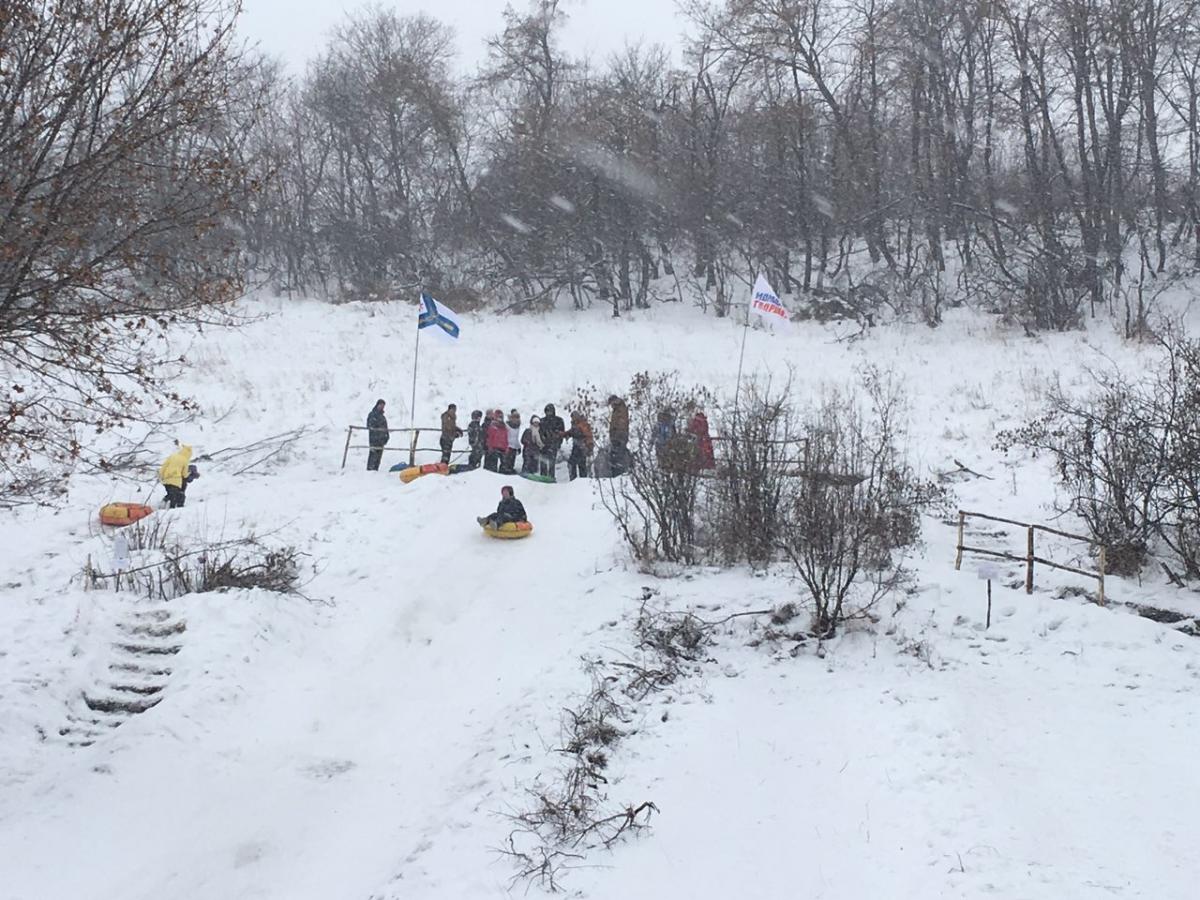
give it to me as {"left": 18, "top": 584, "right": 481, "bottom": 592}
{"left": 159, "top": 444, "right": 200, "bottom": 508}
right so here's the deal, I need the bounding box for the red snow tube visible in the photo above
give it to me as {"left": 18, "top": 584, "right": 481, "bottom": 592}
{"left": 398, "top": 462, "right": 449, "bottom": 483}
{"left": 99, "top": 502, "right": 154, "bottom": 527}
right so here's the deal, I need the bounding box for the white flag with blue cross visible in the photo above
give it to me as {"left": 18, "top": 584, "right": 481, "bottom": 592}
{"left": 417, "top": 292, "right": 461, "bottom": 342}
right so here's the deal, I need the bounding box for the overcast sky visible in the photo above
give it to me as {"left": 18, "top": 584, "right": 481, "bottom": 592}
{"left": 237, "top": 0, "right": 689, "bottom": 73}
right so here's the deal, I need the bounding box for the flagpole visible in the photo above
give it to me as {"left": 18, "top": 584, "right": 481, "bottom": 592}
{"left": 734, "top": 293, "right": 751, "bottom": 418}
{"left": 729, "top": 278, "right": 748, "bottom": 420}
{"left": 410, "top": 303, "right": 421, "bottom": 432}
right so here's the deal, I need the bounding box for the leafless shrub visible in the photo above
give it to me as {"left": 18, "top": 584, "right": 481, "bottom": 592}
{"left": 633, "top": 603, "right": 713, "bottom": 663}
{"left": 82, "top": 530, "right": 309, "bottom": 600}
{"left": 777, "top": 372, "right": 924, "bottom": 637}
{"left": 595, "top": 373, "right": 715, "bottom": 564}
{"left": 504, "top": 587, "right": 738, "bottom": 890}
{"left": 503, "top": 665, "right": 656, "bottom": 892}
{"left": 709, "top": 379, "right": 801, "bottom": 565}
{"left": 997, "top": 329, "right": 1200, "bottom": 581}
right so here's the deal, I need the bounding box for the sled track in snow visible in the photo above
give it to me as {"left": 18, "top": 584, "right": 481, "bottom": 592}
{"left": 58, "top": 604, "right": 185, "bottom": 748}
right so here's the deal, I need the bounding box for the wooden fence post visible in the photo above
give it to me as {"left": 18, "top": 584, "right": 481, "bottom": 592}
{"left": 409, "top": 429, "right": 419, "bottom": 466}
{"left": 954, "top": 511, "right": 965, "bottom": 570}
{"left": 1097, "top": 546, "right": 1107, "bottom": 605}
{"left": 1025, "top": 526, "right": 1035, "bottom": 594}
{"left": 340, "top": 426, "right": 354, "bottom": 470}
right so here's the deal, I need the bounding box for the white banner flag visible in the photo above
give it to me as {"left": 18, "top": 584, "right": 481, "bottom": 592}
{"left": 418, "top": 292, "right": 462, "bottom": 343}
{"left": 748, "top": 274, "right": 790, "bottom": 328}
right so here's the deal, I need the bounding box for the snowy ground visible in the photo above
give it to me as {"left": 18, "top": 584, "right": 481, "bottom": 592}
{"left": 2, "top": 297, "right": 1199, "bottom": 899}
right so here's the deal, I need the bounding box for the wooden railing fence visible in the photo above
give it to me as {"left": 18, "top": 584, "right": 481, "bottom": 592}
{"left": 954, "top": 509, "right": 1107, "bottom": 604}
{"left": 340, "top": 426, "right": 458, "bottom": 470}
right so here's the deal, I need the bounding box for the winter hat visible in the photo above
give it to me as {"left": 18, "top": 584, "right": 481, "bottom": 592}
{"left": 608, "top": 395, "right": 620, "bottom": 404}
{"left": 501, "top": 485, "right": 514, "bottom": 497}
{"left": 531, "top": 415, "right": 541, "bottom": 425}
{"left": 544, "top": 403, "right": 555, "bottom": 415}
{"left": 375, "top": 398, "right": 386, "bottom": 407}
{"left": 471, "top": 409, "right": 482, "bottom": 418}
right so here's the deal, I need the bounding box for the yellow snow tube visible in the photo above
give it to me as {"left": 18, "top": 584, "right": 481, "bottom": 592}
{"left": 398, "top": 462, "right": 449, "bottom": 483}
{"left": 99, "top": 502, "right": 154, "bottom": 527}
{"left": 482, "top": 521, "right": 534, "bottom": 540}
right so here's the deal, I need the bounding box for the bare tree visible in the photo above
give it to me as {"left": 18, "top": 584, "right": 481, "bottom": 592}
{"left": 0, "top": 0, "right": 257, "bottom": 496}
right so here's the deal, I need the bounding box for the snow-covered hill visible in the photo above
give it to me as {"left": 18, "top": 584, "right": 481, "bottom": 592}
{"left": 2, "top": 299, "right": 1199, "bottom": 899}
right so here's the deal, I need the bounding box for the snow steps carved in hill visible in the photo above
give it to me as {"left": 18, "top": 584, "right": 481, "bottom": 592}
{"left": 58, "top": 602, "right": 185, "bottom": 748}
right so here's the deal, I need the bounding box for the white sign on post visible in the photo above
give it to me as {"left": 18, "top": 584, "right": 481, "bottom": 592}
{"left": 113, "top": 534, "right": 130, "bottom": 572}
{"left": 975, "top": 562, "right": 999, "bottom": 581}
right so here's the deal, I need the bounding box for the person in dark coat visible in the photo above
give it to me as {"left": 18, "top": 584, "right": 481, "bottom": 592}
{"left": 466, "top": 410, "right": 484, "bottom": 469}
{"left": 563, "top": 411, "right": 595, "bottom": 480}
{"left": 539, "top": 403, "right": 566, "bottom": 481}
{"left": 521, "top": 415, "right": 543, "bottom": 474}
{"left": 608, "top": 395, "right": 630, "bottom": 475}
{"left": 366, "top": 399, "right": 389, "bottom": 470}
{"left": 440, "top": 403, "right": 463, "bottom": 464}
{"left": 477, "top": 485, "right": 527, "bottom": 528}
{"left": 484, "top": 408, "right": 508, "bottom": 472}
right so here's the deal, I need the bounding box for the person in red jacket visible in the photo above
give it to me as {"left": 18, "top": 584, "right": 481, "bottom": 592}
{"left": 688, "top": 409, "right": 715, "bottom": 471}
{"left": 484, "top": 408, "right": 508, "bottom": 471}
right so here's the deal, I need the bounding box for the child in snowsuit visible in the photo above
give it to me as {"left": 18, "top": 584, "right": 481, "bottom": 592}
{"left": 484, "top": 408, "right": 508, "bottom": 472}
{"left": 477, "top": 485, "right": 527, "bottom": 528}
{"left": 521, "top": 415, "right": 543, "bottom": 474}
{"left": 467, "top": 410, "right": 484, "bottom": 469}
{"left": 564, "top": 412, "right": 595, "bottom": 481}
{"left": 503, "top": 410, "right": 522, "bottom": 474}
{"left": 159, "top": 444, "right": 200, "bottom": 508}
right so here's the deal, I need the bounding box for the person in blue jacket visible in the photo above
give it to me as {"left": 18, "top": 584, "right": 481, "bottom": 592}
{"left": 653, "top": 408, "right": 676, "bottom": 467}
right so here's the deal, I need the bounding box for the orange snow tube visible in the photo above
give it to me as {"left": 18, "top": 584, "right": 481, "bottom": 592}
{"left": 99, "top": 502, "right": 154, "bottom": 527}
{"left": 482, "top": 521, "right": 534, "bottom": 540}
{"left": 398, "top": 462, "right": 449, "bottom": 483}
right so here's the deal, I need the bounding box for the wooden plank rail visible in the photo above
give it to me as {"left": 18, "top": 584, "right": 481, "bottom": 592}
{"left": 340, "top": 426, "right": 454, "bottom": 469}
{"left": 954, "top": 509, "right": 1107, "bottom": 605}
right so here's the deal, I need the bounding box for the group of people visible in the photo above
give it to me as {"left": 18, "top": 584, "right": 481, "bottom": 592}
{"left": 443, "top": 402, "right": 605, "bottom": 481}
{"left": 366, "top": 395, "right": 632, "bottom": 481}
{"left": 364, "top": 393, "right": 715, "bottom": 478}
{"left": 653, "top": 407, "right": 716, "bottom": 473}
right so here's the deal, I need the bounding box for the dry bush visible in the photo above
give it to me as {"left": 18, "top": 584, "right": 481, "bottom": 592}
{"left": 709, "top": 379, "right": 801, "bottom": 565}
{"left": 777, "top": 373, "right": 924, "bottom": 637}
{"left": 998, "top": 330, "right": 1200, "bottom": 581}
{"left": 503, "top": 665, "right": 656, "bottom": 892}
{"left": 83, "top": 529, "right": 308, "bottom": 600}
{"left": 595, "top": 373, "right": 715, "bottom": 564}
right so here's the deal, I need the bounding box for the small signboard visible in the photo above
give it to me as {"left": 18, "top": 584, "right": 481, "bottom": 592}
{"left": 975, "top": 562, "right": 999, "bottom": 581}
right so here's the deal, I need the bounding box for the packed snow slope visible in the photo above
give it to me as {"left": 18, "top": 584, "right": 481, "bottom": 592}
{"left": 2, "top": 297, "right": 1199, "bottom": 900}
